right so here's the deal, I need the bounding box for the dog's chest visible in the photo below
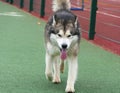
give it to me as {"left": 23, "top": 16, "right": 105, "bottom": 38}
{"left": 46, "top": 42, "right": 60, "bottom": 56}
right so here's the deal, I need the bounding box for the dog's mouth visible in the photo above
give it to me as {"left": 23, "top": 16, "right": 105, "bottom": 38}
{"left": 60, "top": 49, "right": 67, "bottom": 60}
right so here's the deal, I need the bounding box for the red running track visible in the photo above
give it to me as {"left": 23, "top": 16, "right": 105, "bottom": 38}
{"left": 92, "top": 0, "right": 120, "bottom": 55}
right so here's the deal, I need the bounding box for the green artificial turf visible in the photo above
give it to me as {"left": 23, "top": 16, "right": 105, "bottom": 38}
{"left": 0, "top": 1, "right": 120, "bottom": 93}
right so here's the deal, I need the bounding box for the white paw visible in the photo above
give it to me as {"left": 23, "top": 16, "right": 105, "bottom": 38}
{"left": 65, "top": 85, "right": 75, "bottom": 93}
{"left": 52, "top": 76, "right": 61, "bottom": 84}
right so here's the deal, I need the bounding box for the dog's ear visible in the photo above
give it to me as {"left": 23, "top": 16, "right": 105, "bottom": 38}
{"left": 52, "top": 14, "right": 57, "bottom": 26}
{"left": 74, "top": 16, "right": 78, "bottom": 28}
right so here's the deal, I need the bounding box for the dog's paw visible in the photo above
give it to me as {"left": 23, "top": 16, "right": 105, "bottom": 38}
{"left": 65, "top": 85, "right": 75, "bottom": 93}
{"left": 52, "top": 76, "right": 61, "bottom": 84}
{"left": 45, "top": 73, "right": 53, "bottom": 81}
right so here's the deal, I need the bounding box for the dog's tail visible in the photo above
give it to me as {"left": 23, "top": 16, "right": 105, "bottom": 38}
{"left": 52, "top": 0, "right": 71, "bottom": 12}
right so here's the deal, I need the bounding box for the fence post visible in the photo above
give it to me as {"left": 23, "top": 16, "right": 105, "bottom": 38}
{"left": 40, "top": 0, "right": 46, "bottom": 17}
{"left": 10, "top": 0, "right": 13, "bottom": 4}
{"left": 29, "top": 0, "right": 33, "bottom": 12}
{"left": 89, "top": 0, "right": 98, "bottom": 40}
{"left": 20, "top": 0, "right": 24, "bottom": 8}
{"left": 6, "top": 0, "right": 9, "bottom": 2}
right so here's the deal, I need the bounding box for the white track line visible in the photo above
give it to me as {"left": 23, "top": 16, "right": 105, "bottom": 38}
{"left": 71, "top": 3, "right": 120, "bottom": 19}
{"left": 97, "top": 11, "right": 120, "bottom": 19}
{"left": 0, "top": 12, "right": 23, "bottom": 17}
{"left": 84, "top": 8, "right": 120, "bottom": 19}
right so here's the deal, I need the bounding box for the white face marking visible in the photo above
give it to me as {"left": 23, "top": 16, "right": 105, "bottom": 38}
{"left": 50, "top": 29, "right": 78, "bottom": 50}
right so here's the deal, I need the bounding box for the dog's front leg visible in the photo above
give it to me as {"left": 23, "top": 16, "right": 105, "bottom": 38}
{"left": 65, "top": 56, "right": 78, "bottom": 93}
{"left": 45, "top": 52, "right": 53, "bottom": 81}
{"left": 53, "top": 57, "right": 61, "bottom": 83}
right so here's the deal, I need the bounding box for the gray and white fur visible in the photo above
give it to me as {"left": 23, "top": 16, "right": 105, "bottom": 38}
{"left": 44, "top": 0, "right": 81, "bottom": 93}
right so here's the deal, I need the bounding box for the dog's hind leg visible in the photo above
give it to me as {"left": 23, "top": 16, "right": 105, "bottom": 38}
{"left": 52, "top": 56, "right": 61, "bottom": 84}
{"left": 60, "top": 60, "right": 64, "bottom": 73}
{"left": 65, "top": 56, "right": 78, "bottom": 93}
{"left": 45, "top": 52, "right": 53, "bottom": 81}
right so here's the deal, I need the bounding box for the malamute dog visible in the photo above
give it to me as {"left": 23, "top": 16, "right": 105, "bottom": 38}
{"left": 44, "top": 0, "right": 81, "bottom": 92}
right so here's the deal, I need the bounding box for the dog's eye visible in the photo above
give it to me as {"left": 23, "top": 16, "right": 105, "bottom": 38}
{"left": 67, "top": 35, "right": 72, "bottom": 38}
{"left": 58, "top": 34, "right": 62, "bottom": 37}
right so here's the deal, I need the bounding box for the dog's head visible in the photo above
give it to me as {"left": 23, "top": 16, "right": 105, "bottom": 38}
{"left": 47, "top": 10, "right": 81, "bottom": 52}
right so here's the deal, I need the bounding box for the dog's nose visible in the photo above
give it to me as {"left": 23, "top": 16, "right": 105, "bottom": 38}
{"left": 62, "top": 44, "right": 67, "bottom": 49}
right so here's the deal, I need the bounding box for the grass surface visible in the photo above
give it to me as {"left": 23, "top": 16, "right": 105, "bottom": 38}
{"left": 0, "top": 1, "right": 120, "bottom": 93}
